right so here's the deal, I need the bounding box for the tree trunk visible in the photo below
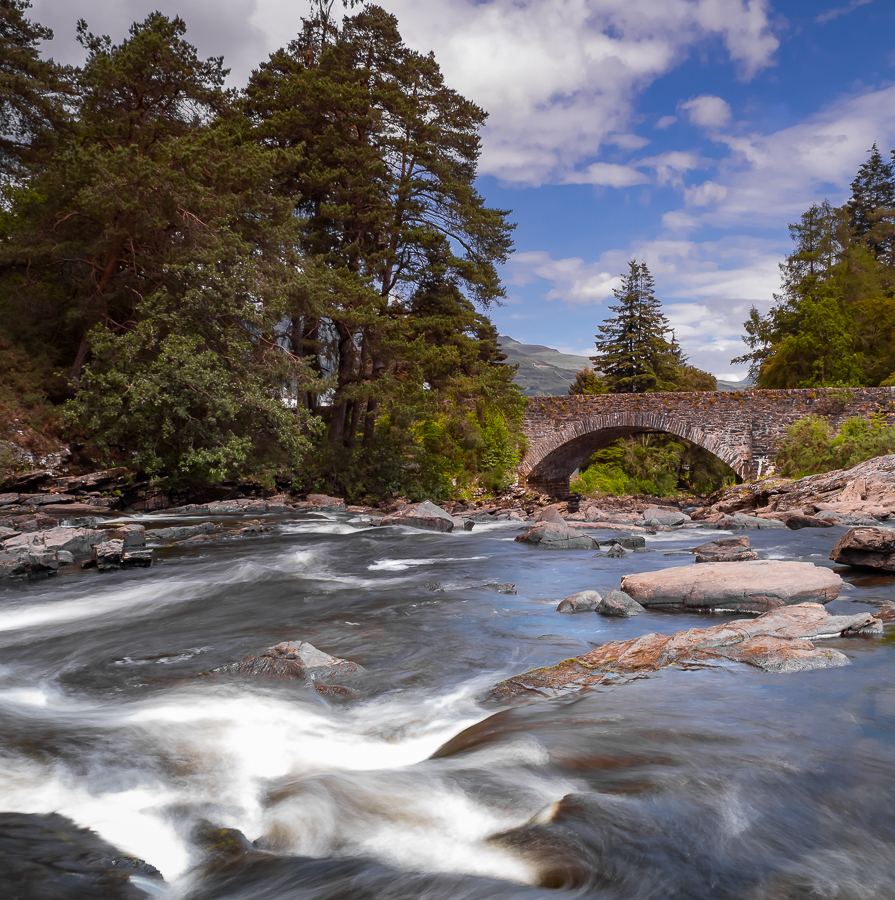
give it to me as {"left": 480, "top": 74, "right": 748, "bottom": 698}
{"left": 327, "top": 321, "right": 355, "bottom": 448}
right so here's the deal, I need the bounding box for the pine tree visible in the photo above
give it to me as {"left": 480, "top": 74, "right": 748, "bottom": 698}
{"left": 0, "top": 0, "right": 70, "bottom": 174}
{"left": 592, "top": 260, "right": 676, "bottom": 393}
{"left": 847, "top": 144, "right": 895, "bottom": 261}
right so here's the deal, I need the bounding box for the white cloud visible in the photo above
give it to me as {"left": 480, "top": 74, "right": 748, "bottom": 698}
{"left": 685, "top": 180, "right": 728, "bottom": 206}
{"left": 562, "top": 162, "right": 649, "bottom": 187}
{"left": 31, "top": 0, "right": 779, "bottom": 186}
{"left": 504, "top": 235, "right": 782, "bottom": 374}
{"left": 507, "top": 251, "right": 621, "bottom": 306}
{"left": 816, "top": 0, "right": 874, "bottom": 25}
{"left": 368, "top": 0, "right": 779, "bottom": 185}
{"left": 655, "top": 115, "right": 678, "bottom": 130}
{"left": 694, "top": 83, "right": 895, "bottom": 227}
{"left": 638, "top": 150, "right": 707, "bottom": 187}
{"left": 680, "top": 94, "right": 733, "bottom": 129}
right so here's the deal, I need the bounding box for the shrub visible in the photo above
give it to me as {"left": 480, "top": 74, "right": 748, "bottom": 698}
{"left": 774, "top": 414, "right": 895, "bottom": 477}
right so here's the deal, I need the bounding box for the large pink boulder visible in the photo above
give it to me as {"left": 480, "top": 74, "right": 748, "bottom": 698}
{"left": 620, "top": 560, "right": 841, "bottom": 613}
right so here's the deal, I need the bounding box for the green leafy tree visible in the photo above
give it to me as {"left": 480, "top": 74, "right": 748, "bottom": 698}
{"left": 593, "top": 260, "right": 677, "bottom": 392}
{"left": 847, "top": 144, "right": 895, "bottom": 262}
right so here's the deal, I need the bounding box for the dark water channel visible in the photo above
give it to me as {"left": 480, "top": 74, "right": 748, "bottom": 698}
{"left": 2, "top": 512, "right": 895, "bottom": 898}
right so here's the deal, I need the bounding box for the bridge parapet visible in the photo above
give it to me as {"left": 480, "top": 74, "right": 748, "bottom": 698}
{"left": 519, "top": 387, "right": 895, "bottom": 497}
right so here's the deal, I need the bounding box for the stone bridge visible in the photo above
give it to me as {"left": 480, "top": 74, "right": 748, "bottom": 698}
{"left": 518, "top": 387, "right": 895, "bottom": 496}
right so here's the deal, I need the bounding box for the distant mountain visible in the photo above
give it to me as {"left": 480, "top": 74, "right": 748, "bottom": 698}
{"left": 497, "top": 335, "right": 751, "bottom": 396}
{"left": 497, "top": 335, "right": 590, "bottom": 396}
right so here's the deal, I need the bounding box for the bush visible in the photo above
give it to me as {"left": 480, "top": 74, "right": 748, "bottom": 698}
{"left": 571, "top": 434, "right": 734, "bottom": 498}
{"left": 775, "top": 414, "right": 895, "bottom": 477}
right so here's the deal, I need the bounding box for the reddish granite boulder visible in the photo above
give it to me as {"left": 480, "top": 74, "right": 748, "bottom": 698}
{"left": 489, "top": 603, "right": 878, "bottom": 701}
{"left": 829, "top": 527, "right": 895, "bottom": 571}
{"left": 692, "top": 535, "right": 757, "bottom": 563}
{"left": 620, "top": 560, "right": 841, "bottom": 613}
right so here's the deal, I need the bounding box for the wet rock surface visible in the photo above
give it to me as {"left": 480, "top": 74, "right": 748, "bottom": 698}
{"left": 515, "top": 522, "right": 599, "bottom": 550}
{"left": 0, "top": 811, "right": 163, "bottom": 899}
{"left": 692, "top": 535, "right": 758, "bottom": 563}
{"left": 621, "top": 560, "right": 842, "bottom": 613}
{"left": 200, "top": 640, "right": 363, "bottom": 683}
{"left": 557, "top": 590, "right": 602, "bottom": 613}
{"left": 489, "top": 603, "right": 879, "bottom": 702}
{"left": 829, "top": 526, "right": 895, "bottom": 571}
{"left": 379, "top": 500, "right": 462, "bottom": 533}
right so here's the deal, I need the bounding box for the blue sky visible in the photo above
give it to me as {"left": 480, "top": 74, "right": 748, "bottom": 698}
{"left": 31, "top": 0, "right": 895, "bottom": 377}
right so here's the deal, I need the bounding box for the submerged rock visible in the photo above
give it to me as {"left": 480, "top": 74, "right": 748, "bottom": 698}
{"left": 515, "top": 522, "right": 599, "bottom": 550}
{"left": 200, "top": 640, "right": 362, "bottom": 682}
{"left": 599, "top": 535, "right": 646, "bottom": 550}
{"left": 621, "top": 560, "right": 841, "bottom": 613}
{"left": 692, "top": 535, "right": 757, "bottom": 563}
{"left": 484, "top": 582, "right": 517, "bottom": 594}
{"left": 829, "top": 527, "right": 895, "bottom": 571}
{"left": 489, "top": 603, "right": 879, "bottom": 702}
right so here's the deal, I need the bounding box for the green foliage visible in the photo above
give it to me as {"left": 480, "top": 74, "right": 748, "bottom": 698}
{"left": 0, "top": 4, "right": 522, "bottom": 496}
{"left": 774, "top": 414, "right": 895, "bottom": 477}
{"left": 571, "top": 434, "right": 735, "bottom": 498}
{"left": 568, "top": 366, "right": 609, "bottom": 395}
{"left": 735, "top": 147, "right": 895, "bottom": 388}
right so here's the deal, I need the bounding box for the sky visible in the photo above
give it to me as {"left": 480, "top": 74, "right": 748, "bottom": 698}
{"left": 28, "top": 0, "right": 895, "bottom": 378}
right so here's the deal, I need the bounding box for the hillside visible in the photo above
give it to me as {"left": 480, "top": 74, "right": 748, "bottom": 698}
{"left": 497, "top": 335, "right": 589, "bottom": 395}
{"left": 498, "top": 335, "right": 749, "bottom": 395}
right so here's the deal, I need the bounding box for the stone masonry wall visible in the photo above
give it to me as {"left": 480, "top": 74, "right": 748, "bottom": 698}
{"left": 519, "top": 387, "right": 895, "bottom": 495}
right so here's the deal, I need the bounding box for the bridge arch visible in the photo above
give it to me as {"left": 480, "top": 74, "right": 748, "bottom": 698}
{"left": 518, "top": 411, "right": 746, "bottom": 496}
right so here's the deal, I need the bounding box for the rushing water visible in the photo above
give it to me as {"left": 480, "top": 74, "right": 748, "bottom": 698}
{"left": 2, "top": 512, "right": 895, "bottom": 898}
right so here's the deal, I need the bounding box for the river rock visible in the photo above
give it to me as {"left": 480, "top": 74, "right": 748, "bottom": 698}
{"left": 535, "top": 506, "right": 566, "bottom": 525}
{"left": 379, "top": 500, "right": 462, "bottom": 533}
{"left": 598, "top": 535, "right": 646, "bottom": 550}
{"left": 829, "top": 526, "right": 895, "bottom": 570}
{"left": 515, "top": 522, "right": 599, "bottom": 550}
{"left": 692, "top": 535, "right": 757, "bottom": 563}
{"left": 0, "top": 547, "right": 59, "bottom": 580}
{"left": 642, "top": 506, "right": 690, "bottom": 527}
{"left": 620, "top": 560, "right": 842, "bottom": 613}
{"left": 557, "top": 590, "right": 602, "bottom": 613}
{"left": 145, "top": 522, "right": 216, "bottom": 542}
{"left": 598, "top": 589, "right": 643, "bottom": 617}
{"left": 782, "top": 513, "right": 835, "bottom": 529}
{"left": 484, "top": 582, "right": 517, "bottom": 594}
{"left": 201, "top": 640, "right": 362, "bottom": 682}
{"left": 0, "top": 811, "right": 163, "bottom": 899}
{"left": 2, "top": 525, "right": 106, "bottom": 558}
{"left": 102, "top": 523, "right": 146, "bottom": 548}
{"left": 489, "top": 603, "right": 877, "bottom": 701}
{"left": 93, "top": 539, "right": 153, "bottom": 571}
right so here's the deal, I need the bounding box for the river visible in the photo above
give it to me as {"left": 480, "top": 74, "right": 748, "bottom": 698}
{"left": 1, "top": 511, "right": 894, "bottom": 898}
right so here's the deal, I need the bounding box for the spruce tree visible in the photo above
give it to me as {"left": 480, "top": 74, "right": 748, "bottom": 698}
{"left": 592, "top": 260, "right": 676, "bottom": 393}
{"left": 847, "top": 144, "right": 895, "bottom": 261}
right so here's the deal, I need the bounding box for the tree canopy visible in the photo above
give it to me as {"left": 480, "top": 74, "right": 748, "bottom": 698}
{"left": 0, "top": 4, "right": 523, "bottom": 498}
{"left": 734, "top": 145, "right": 895, "bottom": 388}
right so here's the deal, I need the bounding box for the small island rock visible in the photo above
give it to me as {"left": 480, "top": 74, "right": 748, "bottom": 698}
{"left": 620, "top": 560, "right": 841, "bottom": 613}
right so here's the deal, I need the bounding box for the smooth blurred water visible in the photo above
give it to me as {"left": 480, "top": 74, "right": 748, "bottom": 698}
{"left": 1, "top": 512, "right": 894, "bottom": 898}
